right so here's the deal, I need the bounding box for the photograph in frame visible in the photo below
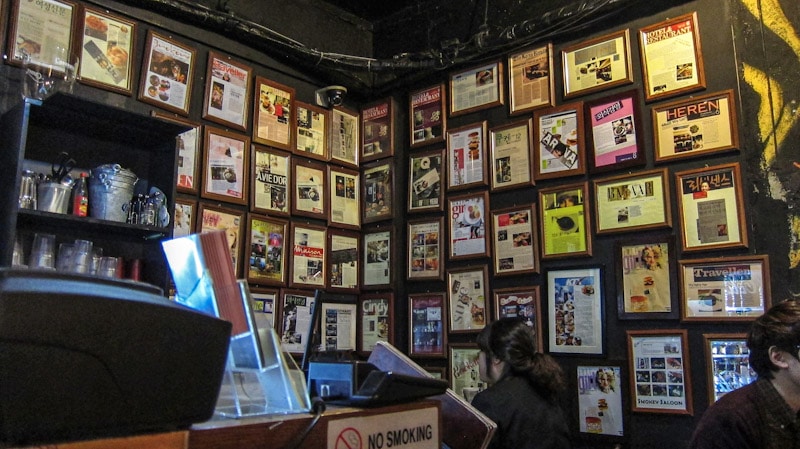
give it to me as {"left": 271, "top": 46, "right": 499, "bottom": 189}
{"left": 627, "top": 329, "right": 693, "bottom": 415}
{"left": 493, "top": 286, "right": 542, "bottom": 350}
{"left": 447, "top": 265, "right": 488, "bottom": 334}
{"left": 358, "top": 292, "right": 394, "bottom": 355}
{"left": 449, "top": 344, "right": 482, "bottom": 401}
{"left": 407, "top": 217, "right": 444, "bottom": 281}
{"left": 291, "top": 158, "right": 327, "bottom": 219}
{"left": 361, "top": 98, "right": 395, "bottom": 162}
{"left": 410, "top": 83, "right": 446, "bottom": 148}
{"left": 197, "top": 202, "right": 244, "bottom": 277}
{"left": 593, "top": 168, "right": 672, "bottom": 235}
{"left": 447, "top": 121, "right": 488, "bottom": 191}
{"left": 321, "top": 301, "right": 357, "bottom": 352}
{"left": 491, "top": 204, "right": 539, "bottom": 277}
{"left": 203, "top": 51, "right": 252, "bottom": 131}
{"left": 363, "top": 227, "right": 392, "bottom": 289}
{"left": 250, "top": 145, "right": 290, "bottom": 216}
{"left": 8, "top": 0, "right": 76, "bottom": 68}
{"left": 448, "top": 191, "right": 490, "bottom": 260}
{"left": 78, "top": 7, "right": 135, "bottom": 95}
{"left": 152, "top": 112, "right": 201, "bottom": 194}
{"left": 585, "top": 89, "right": 646, "bottom": 174}
{"left": 327, "top": 228, "right": 360, "bottom": 293}
{"left": 616, "top": 237, "right": 678, "bottom": 320}
{"left": 295, "top": 101, "right": 329, "bottom": 161}
{"left": 201, "top": 126, "right": 249, "bottom": 205}
{"left": 547, "top": 266, "right": 604, "bottom": 355}
{"left": 330, "top": 106, "right": 360, "bottom": 168}
{"left": 173, "top": 198, "right": 196, "bottom": 238}
{"left": 679, "top": 255, "right": 771, "bottom": 322}
{"left": 652, "top": 90, "right": 739, "bottom": 163}
{"left": 675, "top": 162, "right": 748, "bottom": 252}
{"left": 539, "top": 182, "right": 592, "bottom": 259}
{"left": 253, "top": 76, "right": 295, "bottom": 151}
{"left": 490, "top": 118, "right": 534, "bottom": 192}
{"left": 289, "top": 222, "right": 327, "bottom": 289}
{"left": 409, "top": 292, "right": 447, "bottom": 358}
{"left": 449, "top": 60, "right": 505, "bottom": 117}
{"left": 245, "top": 213, "right": 288, "bottom": 287}
{"left": 408, "top": 148, "right": 445, "bottom": 213}
{"left": 577, "top": 366, "right": 624, "bottom": 436}
{"left": 277, "top": 289, "right": 316, "bottom": 355}
{"left": 533, "top": 102, "right": 586, "bottom": 181}
{"left": 328, "top": 165, "right": 360, "bottom": 230}
{"left": 561, "top": 29, "right": 633, "bottom": 99}
{"left": 250, "top": 287, "right": 278, "bottom": 332}
{"left": 702, "top": 333, "right": 755, "bottom": 404}
{"left": 138, "top": 30, "right": 195, "bottom": 116}
{"left": 639, "top": 12, "right": 706, "bottom": 102}
{"left": 507, "top": 43, "right": 555, "bottom": 115}
{"left": 362, "top": 160, "right": 393, "bottom": 224}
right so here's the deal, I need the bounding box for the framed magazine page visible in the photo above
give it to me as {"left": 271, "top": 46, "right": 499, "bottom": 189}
{"left": 639, "top": 12, "right": 706, "bottom": 102}
{"left": 277, "top": 288, "right": 316, "bottom": 355}
{"left": 539, "top": 182, "right": 592, "bottom": 260}
{"left": 327, "top": 228, "right": 360, "bottom": 293}
{"left": 674, "top": 162, "right": 748, "bottom": 252}
{"left": 202, "top": 51, "right": 252, "bottom": 131}
{"left": 616, "top": 236, "right": 678, "bottom": 320}
{"left": 245, "top": 213, "right": 288, "bottom": 287}
{"left": 358, "top": 292, "right": 394, "bottom": 356}
{"left": 585, "top": 89, "right": 646, "bottom": 174}
{"left": 679, "top": 255, "right": 771, "bottom": 322}
{"left": 533, "top": 102, "right": 586, "bottom": 181}
{"left": 409, "top": 292, "right": 447, "bottom": 358}
{"left": 410, "top": 83, "right": 446, "bottom": 149}
{"left": 490, "top": 118, "right": 534, "bottom": 192}
{"left": 362, "top": 160, "right": 394, "bottom": 224}
{"left": 320, "top": 301, "right": 357, "bottom": 352}
{"left": 328, "top": 165, "right": 360, "bottom": 230}
{"left": 446, "top": 265, "right": 488, "bottom": 334}
{"left": 362, "top": 226, "right": 393, "bottom": 289}
{"left": 289, "top": 222, "right": 327, "bottom": 289}
{"left": 577, "top": 366, "right": 624, "bottom": 436}
{"left": 408, "top": 148, "right": 445, "bottom": 213}
{"left": 361, "top": 98, "right": 395, "bottom": 162}
{"left": 78, "top": 6, "right": 135, "bottom": 95}
{"left": 448, "top": 190, "right": 490, "bottom": 260}
{"left": 449, "top": 60, "right": 505, "bottom": 117}
{"left": 253, "top": 76, "right": 295, "bottom": 151}
{"left": 492, "top": 204, "right": 539, "bottom": 276}
{"left": 447, "top": 121, "right": 488, "bottom": 191}
{"left": 652, "top": 90, "right": 739, "bottom": 163}
{"left": 173, "top": 197, "right": 196, "bottom": 238}
{"left": 449, "top": 344, "right": 482, "bottom": 401}
{"left": 593, "top": 168, "right": 672, "bottom": 235}
{"left": 295, "top": 101, "right": 329, "bottom": 161}
{"left": 508, "top": 43, "right": 555, "bottom": 115}
{"left": 201, "top": 126, "right": 249, "bottom": 205}
{"left": 330, "top": 106, "right": 360, "bottom": 168}
{"left": 8, "top": 0, "right": 76, "bottom": 67}
{"left": 547, "top": 266, "right": 604, "bottom": 355}
{"left": 250, "top": 287, "right": 279, "bottom": 332}
{"left": 494, "top": 286, "right": 543, "bottom": 350}
{"left": 152, "top": 112, "right": 201, "bottom": 194}
{"left": 291, "top": 158, "right": 327, "bottom": 220}
{"left": 407, "top": 217, "right": 444, "bottom": 281}
{"left": 627, "top": 329, "right": 693, "bottom": 415}
{"left": 702, "top": 333, "right": 755, "bottom": 404}
{"left": 561, "top": 29, "right": 633, "bottom": 99}
{"left": 250, "top": 145, "right": 290, "bottom": 217}
{"left": 197, "top": 202, "right": 244, "bottom": 278}
{"left": 138, "top": 30, "right": 195, "bottom": 116}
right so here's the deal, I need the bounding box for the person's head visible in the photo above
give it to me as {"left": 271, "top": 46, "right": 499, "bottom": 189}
{"left": 596, "top": 369, "right": 615, "bottom": 393}
{"left": 747, "top": 299, "right": 800, "bottom": 379}
{"left": 641, "top": 246, "right": 660, "bottom": 270}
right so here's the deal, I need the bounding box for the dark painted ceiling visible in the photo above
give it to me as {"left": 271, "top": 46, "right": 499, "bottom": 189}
{"left": 320, "top": 0, "right": 418, "bottom": 22}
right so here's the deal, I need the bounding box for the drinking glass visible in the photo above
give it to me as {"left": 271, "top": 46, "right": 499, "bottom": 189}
{"left": 29, "top": 233, "right": 56, "bottom": 269}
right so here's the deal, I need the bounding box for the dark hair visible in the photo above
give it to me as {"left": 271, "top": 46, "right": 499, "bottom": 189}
{"left": 747, "top": 299, "right": 800, "bottom": 378}
{"left": 477, "top": 318, "right": 566, "bottom": 402}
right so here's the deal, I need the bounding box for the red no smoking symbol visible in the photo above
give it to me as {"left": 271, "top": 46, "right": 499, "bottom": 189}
{"left": 336, "top": 427, "right": 362, "bottom": 449}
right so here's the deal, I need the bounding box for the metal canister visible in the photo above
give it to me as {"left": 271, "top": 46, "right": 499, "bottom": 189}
{"left": 18, "top": 169, "right": 37, "bottom": 210}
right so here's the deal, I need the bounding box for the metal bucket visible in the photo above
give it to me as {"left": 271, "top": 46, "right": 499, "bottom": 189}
{"left": 36, "top": 182, "right": 71, "bottom": 214}
{"left": 88, "top": 164, "right": 138, "bottom": 223}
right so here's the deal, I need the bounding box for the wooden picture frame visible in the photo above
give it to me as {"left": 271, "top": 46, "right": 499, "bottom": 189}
{"left": 358, "top": 292, "right": 394, "bottom": 356}
{"left": 327, "top": 228, "right": 360, "bottom": 293}
{"left": 291, "top": 157, "right": 327, "bottom": 220}
{"left": 491, "top": 204, "right": 539, "bottom": 277}
{"left": 449, "top": 60, "right": 505, "bottom": 117}
{"left": 197, "top": 202, "right": 244, "bottom": 277}
{"left": 362, "top": 226, "right": 393, "bottom": 289}
{"left": 245, "top": 213, "right": 288, "bottom": 287}
{"left": 8, "top": 0, "right": 77, "bottom": 68}
{"left": 252, "top": 76, "right": 295, "bottom": 151}
{"left": 494, "top": 286, "right": 543, "bottom": 350}
{"left": 320, "top": 300, "right": 358, "bottom": 352}
{"left": 138, "top": 30, "right": 196, "bottom": 116}
{"left": 652, "top": 89, "right": 739, "bottom": 163}
{"left": 173, "top": 197, "right": 196, "bottom": 238}
{"left": 627, "top": 329, "right": 693, "bottom": 415}
{"left": 679, "top": 255, "right": 771, "bottom": 322}
{"left": 202, "top": 51, "right": 252, "bottom": 131}
{"left": 77, "top": 6, "right": 135, "bottom": 95}
{"left": 577, "top": 365, "right": 625, "bottom": 436}
{"left": 328, "top": 165, "right": 360, "bottom": 230}
{"left": 361, "top": 98, "right": 395, "bottom": 162}
{"left": 639, "top": 12, "right": 706, "bottom": 102}
{"left": 277, "top": 288, "right": 317, "bottom": 355}
{"left": 448, "top": 190, "right": 490, "bottom": 260}
{"left": 152, "top": 112, "right": 201, "bottom": 194}
{"left": 362, "top": 159, "right": 394, "bottom": 224}
{"left": 446, "top": 265, "right": 489, "bottom": 334}
{"left": 407, "top": 217, "right": 444, "bottom": 281}
{"left": 446, "top": 121, "right": 489, "bottom": 191}
{"left": 489, "top": 118, "right": 534, "bottom": 192}
{"left": 201, "top": 126, "right": 250, "bottom": 205}
{"left": 408, "top": 148, "right": 445, "bottom": 213}
{"left": 538, "top": 182, "right": 592, "bottom": 260}
{"left": 702, "top": 333, "right": 755, "bottom": 404}
{"left": 250, "top": 287, "right": 279, "bottom": 333}
{"left": 593, "top": 168, "right": 672, "bottom": 234}
{"left": 508, "top": 43, "right": 555, "bottom": 115}
{"left": 289, "top": 222, "right": 327, "bottom": 289}
{"left": 295, "top": 101, "right": 329, "bottom": 161}
{"left": 561, "top": 29, "right": 633, "bottom": 99}
{"left": 409, "top": 292, "right": 447, "bottom": 358}
{"left": 616, "top": 236, "right": 678, "bottom": 320}
{"left": 410, "top": 83, "right": 447, "bottom": 149}
{"left": 532, "top": 102, "right": 586, "bottom": 181}
{"left": 675, "top": 162, "right": 748, "bottom": 252}
{"left": 250, "top": 144, "right": 291, "bottom": 217}
{"left": 448, "top": 343, "right": 482, "bottom": 401}
{"left": 547, "top": 266, "right": 604, "bottom": 355}
{"left": 585, "top": 89, "right": 646, "bottom": 174}
{"left": 329, "top": 106, "right": 360, "bottom": 168}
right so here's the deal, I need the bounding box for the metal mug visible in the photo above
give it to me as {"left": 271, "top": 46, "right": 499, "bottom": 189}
{"left": 18, "top": 169, "right": 37, "bottom": 210}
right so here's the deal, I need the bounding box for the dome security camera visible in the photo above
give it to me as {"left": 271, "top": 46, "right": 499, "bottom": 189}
{"left": 314, "top": 85, "right": 347, "bottom": 108}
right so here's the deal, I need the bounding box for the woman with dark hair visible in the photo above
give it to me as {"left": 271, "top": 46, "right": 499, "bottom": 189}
{"left": 472, "top": 318, "right": 572, "bottom": 449}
